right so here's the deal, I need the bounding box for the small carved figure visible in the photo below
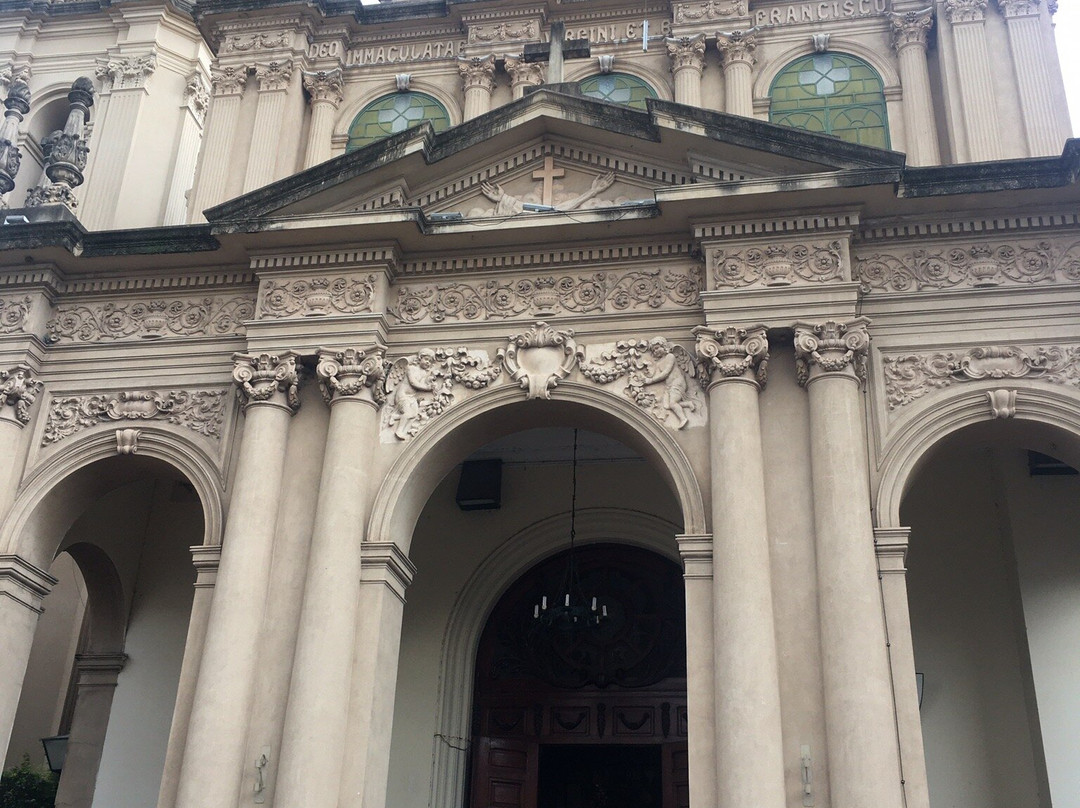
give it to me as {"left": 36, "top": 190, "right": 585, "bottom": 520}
{"left": 634, "top": 338, "right": 697, "bottom": 429}
{"left": 479, "top": 171, "right": 616, "bottom": 216}
{"left": 0, "top": 366, "right": 41, "bottom": 424}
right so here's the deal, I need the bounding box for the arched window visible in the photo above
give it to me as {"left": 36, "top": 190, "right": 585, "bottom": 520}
{"left": 579, "top": 73, "right": 657, "bottom": 110}
{"left": 769, "top": 53, "right": 890, "bottom": 148}
{"left": 346, "top": 92, "right": 451, "bottom": 151}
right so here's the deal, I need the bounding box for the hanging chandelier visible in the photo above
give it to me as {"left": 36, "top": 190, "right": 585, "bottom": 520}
{"left": 533, "top": 429, "right": 607, "bottom": 628}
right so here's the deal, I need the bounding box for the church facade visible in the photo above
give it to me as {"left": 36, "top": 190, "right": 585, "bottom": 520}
{"left": 0, "top": 0, "right": 1076, "bottom": 807}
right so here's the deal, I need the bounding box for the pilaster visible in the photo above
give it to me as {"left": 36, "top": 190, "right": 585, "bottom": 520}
{"left": 163, "top": 73, "right": 209, "bottom": 226}
{"left": 188, "top": 65, "right": 247, "bottom": 221}
{"left": 998, "top": 0, "right": 1066, "bottom": 155}
{"left": 943, "top": 0, "right": 1001, "bottom": 161}
{"left": 243, "top": 60, "right": 295, "bottom": 193}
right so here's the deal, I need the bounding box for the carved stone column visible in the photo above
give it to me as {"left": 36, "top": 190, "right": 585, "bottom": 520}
{"left": 275, "top": 347, "right": 386, "bottom": 808}
{"left": 890, "top": 9, "right": 941, "bottom": 165}
{"left": 459, "top": 55, "right": 496, "bottom": 121}
{"left": 694, "top": 325, "right": 786, "bottom": 808}
{"left": 875, "top": 527, "right": 930, "bottom": 808}
{"left": 1000, "top": 0, "right": 1065, "bottom": 155}
{"left": 715, "top": 30, "right": 757, "bottom": 117}
{"left": 337, "top": 541, "right": 415, "bottom": 808}
{"left": 25, "top": 78, "right": 95, "bottom": 215}
{"left": 244, "top": 61, "right": 294, "bottom": 192}
{"left": 794, "top": 319, "right": 904, "bottom": 808}
{"left": 189, "top": 66, "right": 247, "bottom": 221}
{"left": 666, "top": 35, "right": 707, "bottom": 107}
{"left": 301, "top": 69, "right": 344, "bottom": 168}
{"left": 0, "top": 80, "right": 30, "bottom": 202}
{"left": 174, "top": 353, "right": 300, "bottom": 808}
{"left": 163, "top": 74, "right": 209, "bottom": 225}
{"left": 54, "top": 653, "right": 127, "bottom": 808}
{"left": 944, "top": 0, "right": 1001, "bottom": 161}
{"left": 155, "top": 546, "right": 220, "bottom": 808}
{"left": 504, "top": 55, "right": 545, "bottom": 100}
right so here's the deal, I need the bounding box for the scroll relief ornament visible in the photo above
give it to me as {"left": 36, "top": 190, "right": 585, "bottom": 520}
{"left": 389, "top": 267, "right": 701, "bottom": 324}
{"left": 233, "top": 353, "right": 300, "bottom": 412}
{"left": 499, "top": 322, "right": 582, "bottom": 400}
{"left": 693, "top": 326, "right": 769, "bottom": 387}
{"left": 47, "top": 296, "right": 255, "bottom": 343}
{"left": 713, "top": 241, "right": 844, "bottom": 288}
{"left": 674, "top": 0, "right": 747, "bottom": 22}
{"left": 854, "top": 240, "right": 1080, "bottom": 292}
{"left": 580, "top": 338, "right": 706, "bottom": 430}
{"left": 470, "top": 21, "right": 538, "bottom": 43}
{"left": 794, "top": 319, "right": 870, "bottom": 386}
{"left": 882, "top": 345, "right": 1080, "bottom": 410}
{"left": 42, "top": 389, "right": 227, "bottom": 445}
{"left": 380, "top": 348, "right": 501, "bottom": 441}
{"left": 0, "top": 366, "right": 42, "bottom": 425}
{"left": 0, "top": 296, "right": 30, "bottom": 333}
{"left": 258, "top": 275, "right": 376, "bottom": 318}
{"left": 317, "top": 346, "right": 387, "bottom": 406}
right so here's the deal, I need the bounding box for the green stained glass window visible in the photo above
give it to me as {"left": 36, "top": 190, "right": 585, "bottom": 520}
{"left": 579, "top": 73, "right": 657, "bottom": 110}
{"left": 346, "top": 92, "right": 450, "bottom": 151}
{"left": 769, "top": 53, "right": 890, "bottom": 149}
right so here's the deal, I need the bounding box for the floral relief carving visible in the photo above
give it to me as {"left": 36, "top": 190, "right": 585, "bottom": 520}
{"left": 580, "top": 338, "right": 706, "bottom": 430}
{"left": 185, "top": 74, "right": 210, "bottom": 124}
{"left": 469, "top": 21, "right": 538, "bottom": 43}
{"left": 389, "top": 267, "right": 701, "bottom": 323}
{"left": 233, "top": 352, "right": 300, "bottom": 412}
{"left": 42, "top": 389, "right": 228, "bottom": 444}
{"left": 712, "top": 241, "right": 844, "bottom": 288}
{"left": 500, "top": 322, "right": 582, "bottom": 400}
{"left": 694, "top": 325, "right": 769, "bottom": 388}
{"left": 854, "top": 240, "right": 1080, "bottom": 291}
{"left": 380, "top": 348, "right": 501, "bottom": 441}
{"left": 0, "top": 295, "right": 31, "bottom": 333}
{"left": 882, "top": 345, "right": 1080, "bottom": 409}
{"left": 0, "top": 366, "right": 42, "bottom": 426}
{"left": 223, "top": 31, "right": 291, "bottom": 52}
{"left": 47, "top": 296, "right": 255, "bottom": 342}
{"left": 794, "top": 319, "right": 871, "bottom": 386}
{"left": 258, "top": 276, "right": 376, "bottom": 318}
{"left": 317, "top": 345, "right": 387, "bottom": 406}
{"left": 95, "top": 54, "right": 157, "bottom": 91}
{"left": 674, "top": 0, "right": 747, "bottom": 22}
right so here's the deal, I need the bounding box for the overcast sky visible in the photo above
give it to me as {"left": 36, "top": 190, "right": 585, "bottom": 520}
{"left": 1054, "top": 5, "right": 1079, "bottom": 135}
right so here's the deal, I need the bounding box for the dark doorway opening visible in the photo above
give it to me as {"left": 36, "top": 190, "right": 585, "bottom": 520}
{"left": 539, "top": 744, "right": 661, "bottom": 808}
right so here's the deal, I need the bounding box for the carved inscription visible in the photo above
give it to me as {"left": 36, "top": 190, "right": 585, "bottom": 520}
{"left": 258, "top": 275, "right": 376, "bottom": 318}
{"left": 47, "top": 297, "right": 255, "bottom": 342}
{"left": 712, "top": 241, "right": 844, "bottom": 288}
{"left": 753, "top": 0, "right": 887, "bottom": 25}
{"left": 43, "top": 389, "right": 228, "bottom": 444}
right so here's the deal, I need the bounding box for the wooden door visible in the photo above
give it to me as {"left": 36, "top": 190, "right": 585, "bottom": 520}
{"left": 662, "top": 742, "right": 690, "bottom": 808}
{"left": 471, "top": 736, "right": 538, "bottom": 808}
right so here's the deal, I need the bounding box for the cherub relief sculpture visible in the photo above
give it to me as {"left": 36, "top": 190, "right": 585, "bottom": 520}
{"left": 580, "top": 337, "right": 706, "bottom": 429}
{"left": 381, "top": 347, "right": 501, "bottom": 440}
{"left": 475, "top": 171, "right": 617, "bottom": 216}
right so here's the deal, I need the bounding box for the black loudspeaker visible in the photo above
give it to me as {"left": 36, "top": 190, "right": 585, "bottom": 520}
{"left": 456, "top": 458, "right": 502, "bottom": 511}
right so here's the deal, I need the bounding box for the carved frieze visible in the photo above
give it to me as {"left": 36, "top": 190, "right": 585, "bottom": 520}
{"left": 580, "top": 338, "right": 706, "bottom": 429}
{"left": 794, "top": 319, "right": 870, "bottom": 385}
{"left": 500, "top": 322, "right": 582, "bottom": 400}
{"left": 0, "top": 295, "right": 30, "bottom": 333}
{"left": 47, "top": 296, "right": 255, "bottom": 342}
{"left": 694, "top": 325, "right": 769, "bottom": 388}
{"left": 233, "top": 352, "right": 300, "bottom": 412}
{"left": 380, "top": 348, "right": 501, "bottom": 440}
{"left": 317, "top": 345, "right": 387, "bottom": 406}
{"left": 854, "top": 240, "right": 1080, "bottom": 291}
{"left": 389, "top": 267, "right": 701, "bottom": 324}
{"left": 674, "top": 0, "right": 747, "bottom": 22}
{"left": 712, "top": 241, "right": 843, "bottom": 288}
{"left": 258, "top": 276, "right": 376, "bottom": 318}
{"left": 0, "top": 366, "right": 42, "bottom": 426}
{"left": 96, "top": 54, "right": 157, "bottom": 91}
{"left": 42, "top": 389, "right": 228, "bottom": 444}
{"left": 223, "top": 31, "right": 291, "bottom": 52}
{"left": 882, "top": 345, "right": 1080, "bottom": 409}
{"left": 468, "top": 21, "right": 538, "bottom": 43}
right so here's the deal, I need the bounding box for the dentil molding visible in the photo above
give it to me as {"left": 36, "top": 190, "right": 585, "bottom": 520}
{"left": 47, "top": 296, "right": 255, "bottom": 342}
{"left": 42, "top": 389, "right": 228, "bottom": 445}
{"left": 258, "top": 275, "right": 376, "bottom": 318}
{"left": 712, "top": 240, "right": 844, "bottom": 288}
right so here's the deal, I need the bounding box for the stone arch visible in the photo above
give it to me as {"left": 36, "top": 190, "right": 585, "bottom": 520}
{"left": 0, "top": 425, "right": 224, "bottom": 570}
{"left": 366, "top": 380, "right": 707, "bottom": 556}
{"left": 567, "top": 63, "right": 673, "bottom": 102}
{"left": 62, "top": 542, "right": 126, "bottom": 654}
{"left": 428, "top": 507, "right": 681, "bottom": 808}
{"left": 874, "top": 385, "right": 1080, "bottom": 529}
{"left": 753, "top": 37, "right": 901, "bottom": 101}
{"left": 334, "top": 81, "right": 462, "bottom": 140}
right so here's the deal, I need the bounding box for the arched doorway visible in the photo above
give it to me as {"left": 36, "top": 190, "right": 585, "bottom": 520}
{"left": 469, "top": 544, "right": 688, "bottom": 808}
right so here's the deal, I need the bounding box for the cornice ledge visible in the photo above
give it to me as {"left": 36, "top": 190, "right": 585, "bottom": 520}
{"left": 899, "top": 141, "right": 1080, "bottom": 198}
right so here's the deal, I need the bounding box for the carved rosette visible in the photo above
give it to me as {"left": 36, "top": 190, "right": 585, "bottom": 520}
{"left": 504, "top": 56, "right": 546, "bottom": 94}
{"left": 499, "top": 322, "right": 583, "bottom": 400}
{"left": 302, "top": 69, "right": 344, "bottom": 108}
{"left": 0, "top": 366, "right": 42, "bottom": 426}
{"left": 882, "top": 345, "right": 1080, "bottom": 410}
{"left": 469, "top": 20, "right": 538, "bottom": 43}
{"left": 998, "top": 0, "right": 1040, "bottom": 17}
{"left": 693, "top": 326, "right": 768, "bottom": 389}
{"left": 794, "top": 319, "right": 870, "bottom": 386}
{"left": 95, "top": 53, "right": 157, "bottom": 91}
{"left": 675, "top": 0, "right": 747, "bottom": 22}
{"left": 459, "top": 55, "right": 496, "bottom": 94}
{"left": 42, "top": 389, "right": 227, "bottom": 444}
{"left": 317, "top": 346, "right": 387, "bottom": 407}
{"left": 889, "top": 8, "right": 935, "bottom": 51}
{"left": 254, "top": 61, "right": 293, "bottom": 93}
{"left": 259, "top": 276, "right": 376, "bottom": 318}
{"left": 712, "top": 241, "right": 844, "bottom": 288}
{"left": 211, "top": 66, "right": 248, "bottom": 97}
{"left": 47, "top": 296, "right": 255, "bottom": 343}
{"left": 715, "top": 30, "right": 758, "bottom": 67}
{"left": 944, "top": 0, "right": 987, "bottom": 23}
{"left": 666, "top": 35, "right": 707, "bottom": 76}
{"left": 0, "top": 296, "right": 30, "bottom": 333}
{"left": 232, "top": 352, "right": 300, "bottom": 412}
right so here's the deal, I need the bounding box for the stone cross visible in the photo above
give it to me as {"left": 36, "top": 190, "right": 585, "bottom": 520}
{"left": 523, "top": 21, "right": 591, "bottom": 85}
{"left": 531, "top": 156, "right": 564, "bottom": 206}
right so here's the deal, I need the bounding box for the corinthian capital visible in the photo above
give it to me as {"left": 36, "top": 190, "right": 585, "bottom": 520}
{"left": 232, "top": 352, "right": 300, "bottom": 413}
{"left": 254, "top": 60, "right": 293, "bottom": 92}
{"left": 944, "top": 0, "right": 987, "bottom": 23}
{"left": 666, "top": 34, "right": 707, "bottom": 74}
{"left": 458, "top": 55, "right": 496, "bottom": 93}
{"left": 694, "top": 325, "right": 769, "bottom": 389}
{"left": 316, "top": 345, "right": 387, "bottom": 407}
{"left": 889, "top": 7, "right": 935, "bottom": 51}
{"left": 302, "top": 69, "right": 344, "bottom": 107}
{"left": 504, "top": 55, "right": 546, "bottom": 93}
{"left": 211, "top": 65, "right": 248, "bottom": 97}
{"left": 794, "top": 318, "right": 870, "bottom": 386}
{"left": 998, "top": 0, "right": 1039, "bottom": 17}
{"left": 0, "top": 365, "right": 42, "bottom": 426}
{"left": 715, "top": 28, "right": 759, "bottom": 67}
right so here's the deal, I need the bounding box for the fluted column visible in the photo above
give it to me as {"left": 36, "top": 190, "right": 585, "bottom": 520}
{"left": 189, "top": 66, "right": 246, "bottom": 221}
{"left": 54, "top": 654, "right": 127, "bottom": 808}
{"left": 875, "top": 527, "right": 930, "bottom": 808}
{"left": 243, "top": 61, "right": 293, "bottom": 193}
{"left": 174, "top": 353, "right": 300, "bottom": 808}
{"left": 666, "top": 35, "right": 707, "bottom": 107}
{"left": 301, "top": 69, "right": 344, "bottom": 169}
{"left": 275, "top": 347, "right": 386, "bottom": 808}
{"left": 504, "top": 55, "right": 545, "bottom": 100}
{"left": 694, "top": 325, "right": 786, "bottom": 808}
{"left": 944, "top": 0, "right": 1001, "bottom": 161}
{"left": 715, "top": 30, "right": 757, "bottom": 117}
{"left": 794, "top": 319, "right": 904, "bottom": 808}
{"left": 163, "top": 74, "right": 209, "bottom": 226}
{"left": 1000, "top": 0, "right": 1064, "bottom": 155}
{"left": 890, "top": 9, "right": 941, "bottom": 165}
{"left": 459, "top": 55, "right": 495, "bottom": 121}
{"left": 156, "top": 546, "right": 220, "bottom": 808}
